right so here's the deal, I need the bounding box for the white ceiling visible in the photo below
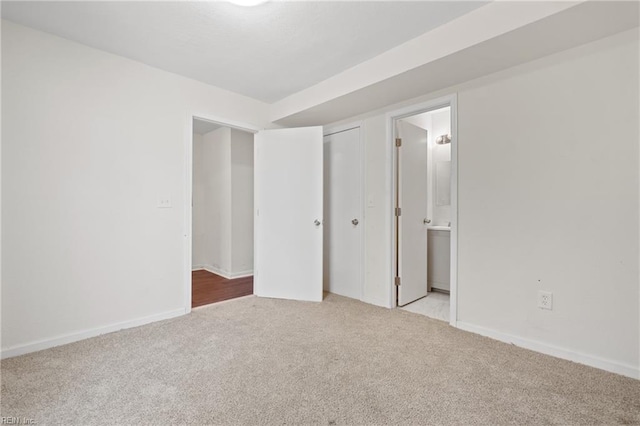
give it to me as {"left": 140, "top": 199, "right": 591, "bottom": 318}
{"left": 271, "top": 1, "right": 640, "bottom": 126}
{"left": 1, "top": 1, "right": 487, "bottom": 103}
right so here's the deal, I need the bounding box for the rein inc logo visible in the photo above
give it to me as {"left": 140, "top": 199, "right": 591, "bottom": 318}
{"left": 1, "top": 418, "right": 36, "bottom": 425}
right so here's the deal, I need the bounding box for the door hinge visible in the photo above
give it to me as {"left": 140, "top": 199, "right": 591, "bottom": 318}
{"left": 394, "top": 276, "right": 401, "bottom": 286}
{"left": 395, "top": 207, "right": 402, "bottom": 217}
{"left": 395, "top": 138, "right": 402, "bottom": 147}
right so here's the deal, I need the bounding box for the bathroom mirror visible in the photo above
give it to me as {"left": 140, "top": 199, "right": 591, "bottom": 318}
{"left": 436, "top": 161, "right": 451, "bottom": 206}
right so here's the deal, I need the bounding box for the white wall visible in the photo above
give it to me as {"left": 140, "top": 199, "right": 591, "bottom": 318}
{"left": 1, "top": 21, "right": 269, "bottom": 355}
{"left": 455, "top": 30, "right": 638, "bottom": 377}
{"left": 192, "top": 127, "right": 253, "bottom": 278}
{"left": 230, "top": 128, "right": 254, "bottom": 276}
{"left": 208, "top": 128, "right": 233, "bottom": 274}
{"left": 192, "top": 133, "right": 206, "bottom": 267}
{"left": 192, "top": 127, "right": 233, "bottom": 274}
{"left": 330, "top": 29, "right": 640, "bottom": 377}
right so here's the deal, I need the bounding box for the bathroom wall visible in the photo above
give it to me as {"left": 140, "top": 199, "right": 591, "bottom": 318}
{"left": 429, "top": 109, "right": 451, "bottom": 227}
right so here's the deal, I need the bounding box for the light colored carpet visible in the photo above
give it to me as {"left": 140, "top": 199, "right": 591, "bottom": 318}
{"left": 2, "top": 294, "right": 639, "bottom": 425}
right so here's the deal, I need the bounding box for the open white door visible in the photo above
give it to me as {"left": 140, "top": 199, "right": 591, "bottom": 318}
{"left": 397, "top": 121, "right": 429, "bottom": 306}
{"left": 254, "top": 127, "right": 323, "bottom": 302}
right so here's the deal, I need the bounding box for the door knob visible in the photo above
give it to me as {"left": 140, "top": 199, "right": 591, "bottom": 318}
{"left": 314, "top": 219, "right": 321, "bottom": 226}
{"left": 352, "top": 218, "right": 359, "bottom": 226}
{"left": 423, "top": 219, "right": 431, "bottom": 224}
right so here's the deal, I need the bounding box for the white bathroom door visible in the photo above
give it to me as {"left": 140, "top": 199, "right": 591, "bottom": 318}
{"left": 323, "top": 127, "right": 362, "bottom": 300}
{"left": 397, "top": 121, "right": 429, "bottom": 306}
{"left": 254, "top": 127, "right": 324, "bottom": 302}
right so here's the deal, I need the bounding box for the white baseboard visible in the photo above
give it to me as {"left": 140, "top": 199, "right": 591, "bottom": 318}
{"left": 456, "top": 321, "right": 639, "bottom": 380}
{"left": 192, "top": 265, "right": 253, "bottom": 279}
{"left": 228, "top": 270, "right": 253, "bottom": 279}
{"left": 192, "top": 264, "right": 210, "bottom": 272}
{"left": 1, "top": 308, "right": 186, "bottom": 359}
{"left": 192, "top": 264, "right": 228, "bottom": 278}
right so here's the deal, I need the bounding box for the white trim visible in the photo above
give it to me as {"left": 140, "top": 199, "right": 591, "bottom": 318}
{"left": 253, "top": 133, "right": 259, "bottom": 293}
{"left": 323, "top": 121, "right": 361, "bottom": 137}
{"left": 385, "top": 112, "right": 395, "bottom": 309}
{"left": 184, "top": 113, "right": 194, "bottom": 314}
{"left": 192, "top": 265, "right": 254, "bottom": 280}
{"left": 385, "top": 94, "right": 459, "bottom": 323}
{"left": 457, "top": 321, "right": 640, "bottom": 380}
{"left": 185, "top": 113, "right": 261, "bottom": 315}
{"left": 359, "top": 123, "right": 366, "bottom": 304}
{"left": 449, "top": 95, "right": 459, "bottom": 327}
{"left": 1, "top": 308, "right": 186, "bottom": 359}
{"left": 322, "top": 121, "right": 366, "bottom": 302}
{"left": 228, "top": 270, "right": 254, "bottom": 279}
{"left": 191, "top": 113, "right": 261, "bottom": 135}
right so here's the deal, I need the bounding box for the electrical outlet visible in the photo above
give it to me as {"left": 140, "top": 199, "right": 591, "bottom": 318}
{"left": 538, "top": 291, "right": 553, "bottom": 310}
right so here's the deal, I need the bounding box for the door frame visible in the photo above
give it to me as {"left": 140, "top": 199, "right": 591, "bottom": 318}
{"left": 183, "top": 112, "right": 260, "bottom": 314}
{"left": 322, "top": 121, "right": 366, "bottom": 301}
{"left": 386, "top": 94, "right": 459, "bottom": 326}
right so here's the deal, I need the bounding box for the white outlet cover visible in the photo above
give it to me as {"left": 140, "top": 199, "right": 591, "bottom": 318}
{"left": 538, "top": 291, "right": 553, "bottom": 310}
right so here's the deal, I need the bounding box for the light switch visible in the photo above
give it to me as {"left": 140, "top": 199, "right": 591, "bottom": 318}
{"left": 157, "top": 196, "right": 172, "bottom": 208}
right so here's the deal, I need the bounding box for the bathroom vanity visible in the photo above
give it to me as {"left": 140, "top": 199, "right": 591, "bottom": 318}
{"left": 427, "top": 226, "right": 450, "bottom": 292}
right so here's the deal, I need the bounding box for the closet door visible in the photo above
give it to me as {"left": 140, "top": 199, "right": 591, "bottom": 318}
{"left": 323, "top": 127, "right": 362, "bottom": 300}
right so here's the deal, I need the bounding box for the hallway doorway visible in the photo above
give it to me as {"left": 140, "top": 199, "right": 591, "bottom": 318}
{"left": 190, "top": 117, "right": 255, "bottom": 308}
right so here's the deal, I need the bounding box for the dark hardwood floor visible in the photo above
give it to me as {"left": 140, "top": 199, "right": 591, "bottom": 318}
{"left": 192, "top": 270, "right": 253, "bottom": 308}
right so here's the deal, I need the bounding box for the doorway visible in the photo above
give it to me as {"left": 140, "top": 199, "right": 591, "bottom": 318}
{"left": 389, "top": 96, "right": 458, "bottom": 324}
{"left": 190, "top": 117, "right": 256, "bottom": 308}
{"left": 186, "top": 120, "right": 326, "bottom": 311}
